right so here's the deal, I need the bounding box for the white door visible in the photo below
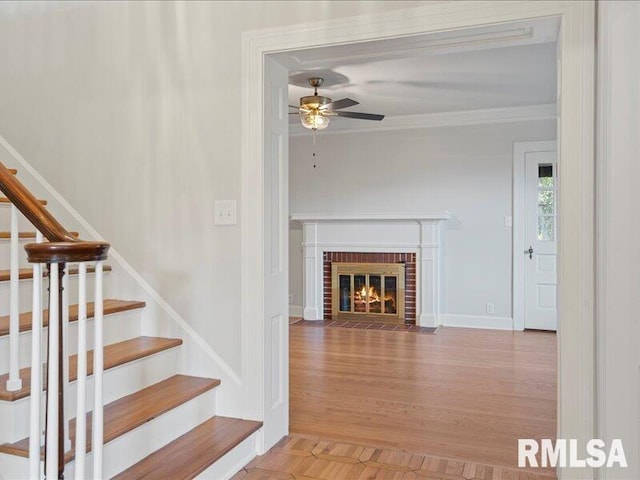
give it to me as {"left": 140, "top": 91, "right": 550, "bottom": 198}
{"left": 262, "top": 56, "right": 289, "bottom": 449}
{"left": 524, "top": 150, "right": 558, "bottom": 330}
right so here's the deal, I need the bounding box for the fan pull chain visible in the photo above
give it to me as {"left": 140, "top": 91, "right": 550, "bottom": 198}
{"left": 312, "top": 130, "right": 317, "bottom": 168}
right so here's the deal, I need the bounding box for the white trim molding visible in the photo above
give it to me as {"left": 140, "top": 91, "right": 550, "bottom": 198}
{"left": 241, "top": 2, "right": 595, "bottom": 470}
{"left": 290, "top": 213, "right": 450, "bottom": 222}
{"left": 289, "top": 104, "right": 557, "bottom": 136}
{"left": 512, "top": 140, "right": 557, "bottom": 331}
{"left": 289, "top": 306, "right": 303, "bottom": 318}
{"left": 440, "top": 314, "right": 513, "bottom": 331}
{"left": 596, "top": 3, "right": 640, "bottom": 479}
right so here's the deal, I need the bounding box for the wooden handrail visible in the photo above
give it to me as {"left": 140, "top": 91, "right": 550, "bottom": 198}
{"left": 0, "top": 162, "right": 109, "bottom": 263}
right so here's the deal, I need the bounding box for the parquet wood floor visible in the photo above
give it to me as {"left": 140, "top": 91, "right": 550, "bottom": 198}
{"left": 286, "top": 324, "right": 557, "bottom": 477}
{"left": 233, "top": 435, "right": 556, "bottom": 479}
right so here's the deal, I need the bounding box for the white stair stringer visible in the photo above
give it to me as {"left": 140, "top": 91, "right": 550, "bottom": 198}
{"left": 0, "top": 346, "right": 180, "bottom": 444}
{"left": 196, "top": 432, "right": 260, "bottom": 480}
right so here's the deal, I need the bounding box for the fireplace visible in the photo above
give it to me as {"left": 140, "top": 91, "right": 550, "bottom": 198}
{"left": 291, "top": 213, "right": 449, "bottom": 327}
{"left": 331, "top": 262, "right": 405, "bottom": 322}
{"left": 323, "top": 252, "right": 416, "bottom": 323}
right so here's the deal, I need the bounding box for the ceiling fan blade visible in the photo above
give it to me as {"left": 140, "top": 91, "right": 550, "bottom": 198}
{"left": 325, "top": 98, "right": 359, "bottom": 111}
{"left": 334, "top": 111, "right": 384, "bottom": 121}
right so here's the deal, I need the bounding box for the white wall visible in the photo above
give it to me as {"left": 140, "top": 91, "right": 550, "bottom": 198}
{"left": 596, "top": 2, "right": 640, "bottom": 478}
{"left": 289, "top": 120, "right": 556, "bottom": 320}
{"left": 0, "top": 1, "right": 422, "bottom": 373}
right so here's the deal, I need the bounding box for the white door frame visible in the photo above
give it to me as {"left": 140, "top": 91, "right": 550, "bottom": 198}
{"left": 240, "top": 3, "right": 595, "bottom": 478}
{"left": 513, "top": 140, "right": 557, "bottom": 331}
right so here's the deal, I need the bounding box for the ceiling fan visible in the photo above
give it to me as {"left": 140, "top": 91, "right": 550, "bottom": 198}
{"left": 290, "top": 77, "right": 385, "bottom": 131}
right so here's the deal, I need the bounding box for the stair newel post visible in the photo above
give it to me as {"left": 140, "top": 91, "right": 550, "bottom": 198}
{"left": 74, "top": 262, "right": 87, "bottom": 480}
{"left": 6, "top": 203, "right": 22, "bottom": 392}
{"left": 92, "top": 261, "right": 104, "bottom": 479}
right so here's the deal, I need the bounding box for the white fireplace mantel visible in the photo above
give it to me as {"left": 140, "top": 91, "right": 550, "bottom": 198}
{"left": 291, "top": 212, "right": 450, "bottom": 327}
{"left": 291, "top": 213, "right": 450, "bottom": 223}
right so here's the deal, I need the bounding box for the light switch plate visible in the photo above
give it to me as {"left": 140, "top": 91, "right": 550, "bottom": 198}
{"left": 215, "top": 200, "right": 237, "bottom": 225}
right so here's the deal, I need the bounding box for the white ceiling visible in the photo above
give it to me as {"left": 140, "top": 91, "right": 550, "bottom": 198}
{"left": 276, "top": 17, "right": 559, "bottom": 129}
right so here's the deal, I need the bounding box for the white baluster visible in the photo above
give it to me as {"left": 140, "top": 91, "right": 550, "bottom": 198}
{"left": 92, "top": 262, "right": 104, "bottom": 479}
{"left": 45, "top": 263, "right": 59, "bottom": 480}
{"left": 62, "top": 268, "right": 71, "bottom": 452}
{"left": 29, "top": 259, "right": 43, "bottom": 479}
{"left": 36, "top": 232, "right": 44, "bottom": 447}
{"left": 6, "top": 204, "right": 21, "bottom": 391}
{"left": 74, "top": 263, "right": 87, "bottom": 480}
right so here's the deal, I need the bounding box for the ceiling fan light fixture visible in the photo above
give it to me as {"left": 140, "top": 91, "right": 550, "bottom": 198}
{"left": 301, "top": 111, "right": 330, "bottom": 131}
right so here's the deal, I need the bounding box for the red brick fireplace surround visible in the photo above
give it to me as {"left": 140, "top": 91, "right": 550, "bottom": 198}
{"left": 323, "top": 252, "right": 416, "bottom": 322}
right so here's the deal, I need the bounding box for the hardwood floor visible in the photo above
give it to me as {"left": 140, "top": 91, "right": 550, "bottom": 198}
{"left": 288, "top": 324, "right": 557, "bottom": 476}
{"left": 233, "top": 434, "right": 555, "bottom": 479}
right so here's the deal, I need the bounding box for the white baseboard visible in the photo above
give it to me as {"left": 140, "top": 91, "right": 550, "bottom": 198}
{"left": 440, "top": 314, "right": 513, "bottom": 330}
{"left": 289, "top": 305, "right": 303, "bottom": 317}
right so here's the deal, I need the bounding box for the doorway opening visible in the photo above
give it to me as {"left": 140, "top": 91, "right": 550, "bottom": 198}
{"left": 241, "top": 2, "right": 594, "bottom": 477}
{"left": 279, "top": 19, "right": 560, "bottom": 472}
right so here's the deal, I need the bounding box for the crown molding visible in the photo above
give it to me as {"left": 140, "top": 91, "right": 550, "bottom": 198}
{"left": 289, "top": 103, "right": 556, "bottom": 136}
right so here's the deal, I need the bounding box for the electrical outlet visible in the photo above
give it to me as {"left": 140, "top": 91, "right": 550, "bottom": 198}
{"left": 486, "top": 302, "right": 495, "bottom": 314}
{"left": 214, "top": 200, "right": 237, "bottom": 225}
{"left": 504, "top": 216, "right": 513, "bottom": 227}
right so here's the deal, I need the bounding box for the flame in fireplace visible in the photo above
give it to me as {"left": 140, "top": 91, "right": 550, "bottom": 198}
{"left": 355, "top": 285, "right": 395, "bottom": 306}
{"left": 358, "top": 285, "right": 379, "bottom": 304}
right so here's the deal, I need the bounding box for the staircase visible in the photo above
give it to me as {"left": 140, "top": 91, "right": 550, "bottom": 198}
{"left": 0, "top": 164, "right": 262, "bottom": 479}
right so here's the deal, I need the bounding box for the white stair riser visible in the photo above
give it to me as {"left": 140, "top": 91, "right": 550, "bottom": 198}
{"left": 0, "top": 275, "right": 110, "bottom": 317}
{"left": 61, "top": 388, "right": 216, "bottom": 480}
{"left": 0, "top": 309, "right": 142, "bottom": 373}
{"left": 0, "top": 347, "right": 180, "bottom": 444}
{"left": 0, "top": 451, "right": 30, "bottom": 480}
{"left": 197, "top": 433, "right": 259, "bottom": 480}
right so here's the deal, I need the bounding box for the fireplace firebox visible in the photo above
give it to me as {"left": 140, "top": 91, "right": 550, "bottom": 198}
{"left": 331, "top": 263, "right": 405, "bottom": 323}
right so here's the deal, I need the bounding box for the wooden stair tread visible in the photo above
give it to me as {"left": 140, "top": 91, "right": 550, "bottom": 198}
{"left": 0, "top": 197, "right": 47, "bottom": 206}
{"left": 0, "top": 336, "right": 182, "bottom": 401}
{"left": 0, "top": 299, "right": 145, "bottom": 337}
{"left": 113, "top": 416, "right": 262, "bottom": 480}
{"left": 0, "top": 231, "right": 79, "bottom": 239}
{"left": 0, "top": 265, "right": 112, "bottom": 282}
{"left": 0, "top": 375, "right": 221, "bottom": 462}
